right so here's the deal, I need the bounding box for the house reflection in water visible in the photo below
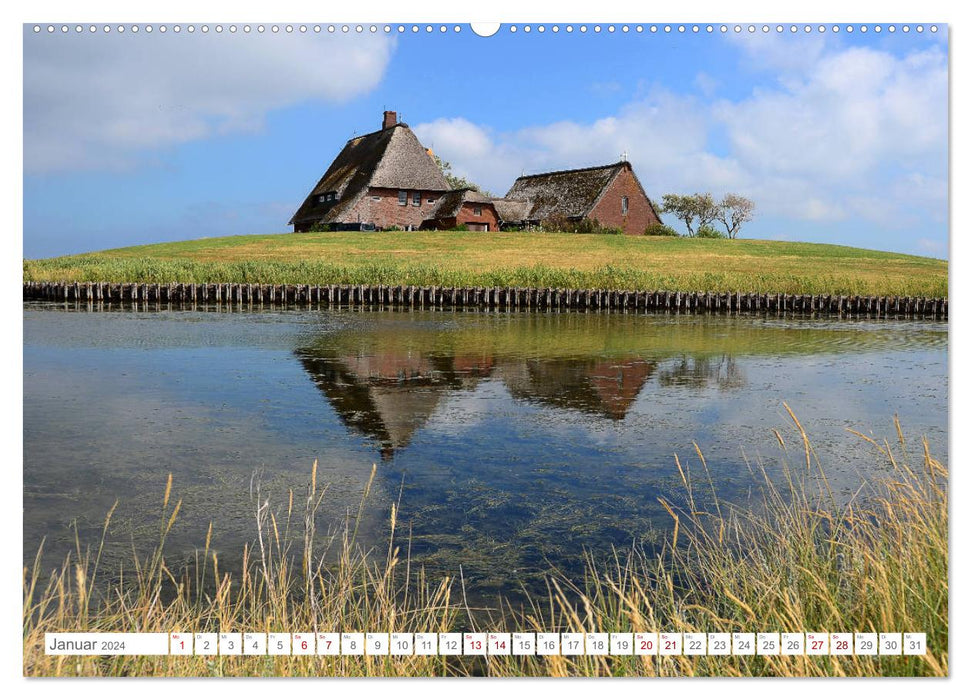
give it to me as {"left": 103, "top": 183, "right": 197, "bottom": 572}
{"left": 500, "top": 358, "right": 656, "bottom": 420}
{"left": 295, "top": 348, "right": 659, "bottom": 460}
{"left": 657, "top": 355, "right": 745, "bottom": 391}
{"left": 296, "top": 350, "right": 495, "bottom": 461}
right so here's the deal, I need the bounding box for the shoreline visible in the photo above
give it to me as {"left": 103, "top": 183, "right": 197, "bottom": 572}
{"left": 23, "top": 281, "right": 949, "bottom": 319}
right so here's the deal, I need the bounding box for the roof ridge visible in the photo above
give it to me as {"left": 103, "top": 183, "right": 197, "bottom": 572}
{"left": 344, "top": 122, "right": 408, "bottom": 144}
{"left": 515, "top": 161, "right": 626, "bottom": 180}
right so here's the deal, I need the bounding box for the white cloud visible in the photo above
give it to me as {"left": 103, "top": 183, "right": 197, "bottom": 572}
{"left": 727, "top": 31, "right": 832, "bottom": 83}
{"left": 415, "top": 90, "right": 714, "bottom": 196}
{"left": 717, "top": 46, "right": 947, "bottom": 182}
{"left": 414, "top": 41, "right": 947, "bottom": 234}
{"left": 693, "top": 72, "right": 719, "bottom": 98}
{"left": 24, "top": 30, "right": 394, "bottom": 173}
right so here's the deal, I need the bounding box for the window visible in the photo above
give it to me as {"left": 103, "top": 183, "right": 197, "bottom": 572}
{"left": 398, "top": 190, "right": 407, "bottom": 206}
{"left": 371, "top": 196, "right": 381, "bottom": 201}
{"left": 427, "top": 198, "right": 436, "bottom": 204}
{"left": 621, "top": 196, "right": 629, "bottom": 215}
{"left": 473, "top": 206, "right": 482, "bottom": 216}
{"left": 413, "top": 191, "right": 421, "bottom": 206}
{"left": 318, "top": 195, "right": 327, "bottom": 203}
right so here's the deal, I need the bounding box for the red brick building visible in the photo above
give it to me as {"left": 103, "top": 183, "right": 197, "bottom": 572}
{"left": 421, "top": 189, "right": 499, "bottom": 231}
{"left": 498, "top": 161, "right": 662, "bottom": 235}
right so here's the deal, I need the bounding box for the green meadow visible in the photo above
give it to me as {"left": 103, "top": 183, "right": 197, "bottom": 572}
{"left": 24, "top": 231, "right": 947, "bottom": 297}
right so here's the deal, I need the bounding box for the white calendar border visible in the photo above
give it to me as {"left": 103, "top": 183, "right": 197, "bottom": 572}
{"left": 7, "top": 0, "right": 964, "bottom": 697}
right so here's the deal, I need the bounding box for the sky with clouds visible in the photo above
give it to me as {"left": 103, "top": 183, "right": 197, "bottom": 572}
{"left": 23, "top": 24, "right": 948, "bottom": 258}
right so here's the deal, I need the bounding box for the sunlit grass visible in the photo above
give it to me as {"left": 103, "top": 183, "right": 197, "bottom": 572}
{"left": 23, "top": 414, "right": 947, "bottom": 677}
{"left": 23, "top": 232, "right": 948, "bottom": 297}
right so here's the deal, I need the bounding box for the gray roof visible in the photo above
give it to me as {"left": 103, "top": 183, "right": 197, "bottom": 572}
{"left": 290, "top": 124, "right": 448, "bottom": 226}
{"left": 502, "top": 162, "right": 628, "bottom": 221}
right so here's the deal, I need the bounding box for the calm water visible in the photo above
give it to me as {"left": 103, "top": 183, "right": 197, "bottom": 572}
{"left": 23, "top": 303, "right": 947, "bottom": 601}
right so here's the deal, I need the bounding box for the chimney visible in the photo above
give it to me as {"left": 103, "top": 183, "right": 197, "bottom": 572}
{"left": 382, "top": 110, "right": 398, "bottom": 129}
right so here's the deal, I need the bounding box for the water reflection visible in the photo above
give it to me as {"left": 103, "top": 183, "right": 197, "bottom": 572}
{"left": 294, "top": 311, "right": 947, "bottom": 459}
{"left": 24, "top": 305, "right": 947, "bottom": 602}
{"left": 297, "top": 347, "right": 662, "bottom": 459}
{"left": 657, "top": 355, "right": 745, "bottom": 391}
{"left": 297, "top": 352, "right": 495, "bottom": 461}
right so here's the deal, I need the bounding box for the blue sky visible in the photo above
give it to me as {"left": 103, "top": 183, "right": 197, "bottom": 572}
{"left": 23, "top": 23, "right": 948, "bottom": 258}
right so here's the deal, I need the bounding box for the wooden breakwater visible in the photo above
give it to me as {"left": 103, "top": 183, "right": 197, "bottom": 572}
{"left": 23, "top": 281, "right": 947, "bottom": 318}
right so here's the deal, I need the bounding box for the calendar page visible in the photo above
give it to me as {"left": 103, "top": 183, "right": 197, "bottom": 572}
{"left": 20, "top": 5, "right": 950, "bottom": 682}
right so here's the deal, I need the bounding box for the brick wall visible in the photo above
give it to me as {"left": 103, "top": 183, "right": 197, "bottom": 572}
{"left": 587, "top": 166, "right": 661, "bottom": 235}
{"left": 454, "top": 203, "right": 499, "bottom": 231}
{"left": 342, "top": 187, "right": 447, "bottom": 230}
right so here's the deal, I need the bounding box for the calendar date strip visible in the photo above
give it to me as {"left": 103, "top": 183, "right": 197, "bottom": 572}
{"left": 44, "top": 631, "right": 927, "bottom": 657}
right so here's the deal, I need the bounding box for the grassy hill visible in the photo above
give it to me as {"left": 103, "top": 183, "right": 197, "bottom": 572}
{"left": 23, "top": 231, "right": 948, "bottom": 297}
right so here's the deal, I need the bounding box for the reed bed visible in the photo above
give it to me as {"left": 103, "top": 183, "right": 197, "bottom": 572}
{"left": 23, "top": 414, "right": 948, "bottom": 677}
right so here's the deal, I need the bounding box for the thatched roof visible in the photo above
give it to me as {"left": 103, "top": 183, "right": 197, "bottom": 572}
{"left": 426, "top": 188, "right": 493, "bottom": 220}
{"left": 290, "top": 124, "right": 448, "bottom": 226}
{"left": 502, "top": 162, "right": 628, "bottom": 222}
{"left": 492, "top": 198, "right": 533, "bottom": 223}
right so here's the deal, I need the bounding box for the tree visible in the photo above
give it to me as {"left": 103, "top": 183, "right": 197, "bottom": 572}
{"left": 660, "top": 192, "right": 719, "bottom": 236}
{"left": 717, "top": 194, "right": 755, "bottom": 239}
{"left": 694, "top": 193, "right": 720, "bottom": 230}
{"left": 660, "top": 194, "right": 699, "bottom": 236}
{"left": 433, "top": 155, "right": 492, "bottom": 196}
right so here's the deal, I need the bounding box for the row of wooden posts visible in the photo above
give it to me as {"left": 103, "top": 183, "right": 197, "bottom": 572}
{"left": 23, "top": 281, "right": 947, "bottom": 318}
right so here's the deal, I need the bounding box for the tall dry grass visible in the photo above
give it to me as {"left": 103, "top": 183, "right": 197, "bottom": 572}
{"left": 486, "top": 410, "right": 948, "bottom": 677}
{"left": 23, "top": 414, "right": 947, "bottom": 677}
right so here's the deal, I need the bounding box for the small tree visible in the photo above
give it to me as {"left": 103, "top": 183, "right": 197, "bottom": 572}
{"left": 717, "top": 194, "right": 756, "bottom": 239}
{"left": 660, "top": 194, "right": 699, "bottom": 236}
{"left": 660, "top": 193, "right": 719, "bottom": 236}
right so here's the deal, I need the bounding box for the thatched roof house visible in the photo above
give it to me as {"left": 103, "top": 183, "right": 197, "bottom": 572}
{"left": 422, "top": 188, "right": 499, "bottom": 231}
{"left": 290, "top": 111, "right": 448, "bottom": 232}
{"left": 290, "top": 111, "right": 662, "bottom": 235}
{"left": 500, "top": 161, "right": 662, "bottom": 235}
